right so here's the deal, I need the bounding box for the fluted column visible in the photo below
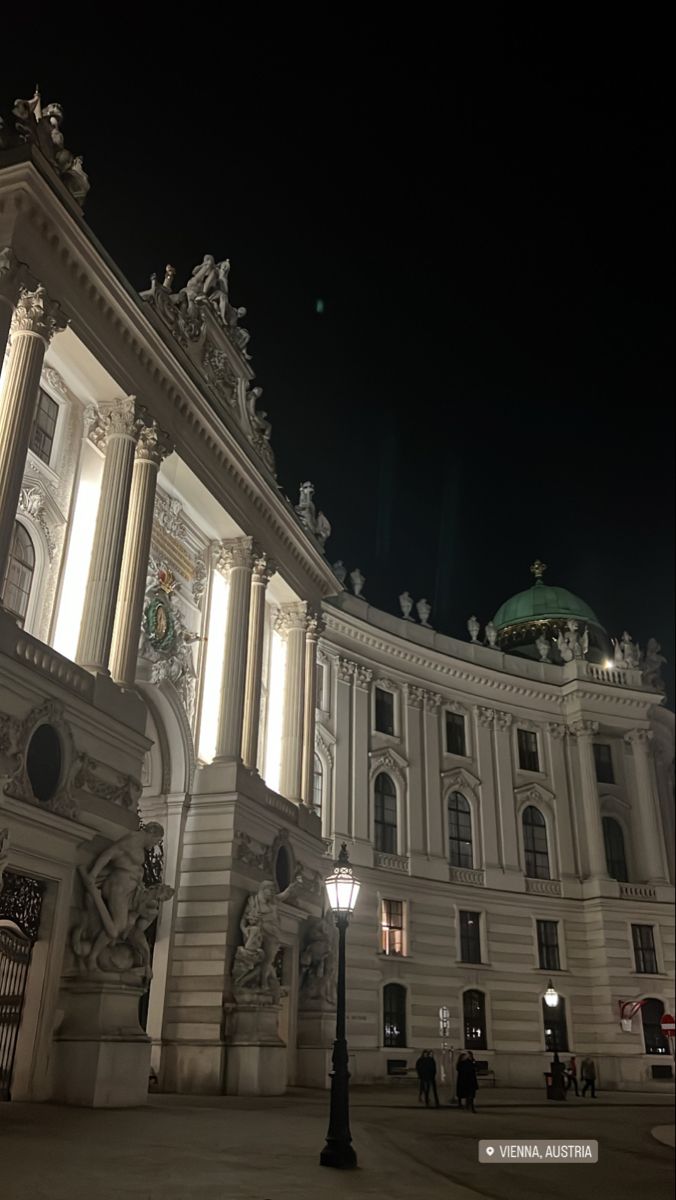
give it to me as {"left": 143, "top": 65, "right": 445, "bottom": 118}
{"left": 241, "top": 549, "right": 275, "bottom": 769}
{"left": 625, "top": 729, "right": 668, "bottom": 883}
{"left": 300, "top": 609, "right": 323, "bottom": 805}
{"left": 277, "top": 602, "right": 308, "bottom": 801}
{"left": 0, "top": 283, "right": 66, "bottom": 587}
{"left": 76, "top": 398, "right": 142, "bottom": 672}
{"left": 571, "top": 720, "right": 608, "bottom": 878}
{"left": 109, "top": 421, "right": 174, "bottom": 686}
{"left": 214, "top": 538, "right": 254, "bottom": 761}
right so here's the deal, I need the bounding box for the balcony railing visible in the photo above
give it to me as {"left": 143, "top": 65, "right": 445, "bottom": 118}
{"left": 619, "top": 882, "right": 657, "bottom": 902}
{"left": 525, "top": 877, "right": 562, "bottom": 897}
{"left": 449, "top": 866, "right": 485, "bottom": 887}
{"left": 374, "top": 851, "right": 410, "bottom": 873}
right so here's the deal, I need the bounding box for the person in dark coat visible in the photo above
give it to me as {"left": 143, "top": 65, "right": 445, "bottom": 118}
{"left": 456, "top": 1052, "right": 478, "bottom": 1111}
{"left": 420, "top": 1050, "right": 440, "bottom": 1107}
{"left": 415, "top": 1051, "right": 427, "bottom": 1102}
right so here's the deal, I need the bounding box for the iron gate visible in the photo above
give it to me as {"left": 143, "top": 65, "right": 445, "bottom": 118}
{"left": 0, "top": 871, "right": 44, "bottom": 1100}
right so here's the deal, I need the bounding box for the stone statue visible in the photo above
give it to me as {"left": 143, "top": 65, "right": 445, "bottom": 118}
{"left": 613, "top": 630, "right": 641, "bottom": 670}
{"left": 467, "top": 615, "right": 480, "bottom": 643}
{"left": 295, "top": 481, "right": 317, "bottom": 532}
{"left": 72, "top": 824, "right": 172, "bottom": 980}
{"left": 557, "top": 620, "right": 588, "bottom": 662}
{"left": 332, "top": 561, "right": 347, "bottom": 586}
{"left": 299, "top": 913, "right": 337, "bottom": 1005}
{"left": 485, "top": 620, "right": 498, "bottom": 647}
{"left": 0, "top": 828, "right": 9, "bottom": 896}
{"left": 210, "top": 259, "right": 231, "bottom": 323}
{"left": 232, "top": 877, "right": 302, "bottom": 1002}
{"left": 350, "top": 568, "right": 365, "bottom": 597}
{"left": 535, "top": 632, "right": 551, "bottom": 662}
{"left": 398, "top": 591, "right": 414, "bottom": 620}
{"left": 175, "top": 254, "right": 219, "bottom": 317}
{"left": 11, "top": 91, "right": 90, "bottom": 205}
{"left": 641, "top": 638, "right": 667, "bottom": 692}
{"left": 315, "top": 511, "right": 331, "bottom": 549}
{"left": 416, "top": 598, "right": 432, "bottom": 627}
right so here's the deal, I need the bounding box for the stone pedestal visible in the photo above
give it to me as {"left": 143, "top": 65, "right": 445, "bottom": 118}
{"left": 52, "top": 979, "right": 150, "bottom": 1107}
{"left": 296, "top": 1007, "right": 336, "bottom": 1089}
{"left": 224, "top": 997, "right": 287, "bottom": 1095}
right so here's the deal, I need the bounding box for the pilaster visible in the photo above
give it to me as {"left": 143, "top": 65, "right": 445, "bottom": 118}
{"left": 351, "top": 665, "right": 372, "bottom": 841}
{"left": 473, "top": 706, "right": 500, "bottom": 871}
{"left": 301, "top": 610, "right": 324, "bottom": 805}
{"left": 241, "top": 550, "right": 275, "bottom": 770}
{"left": 624, "top": 729, "right": 668, "bottom": 884}
{"left": 332, "top": 657, "right": 354, "bottom": 838}
{"left": 492, "top": 710, "right": 521, "bottom": 876}
{"left": 571, "top": 720, "right": 608, "bottom": 880}
{"left": 276, "top": 602, "right": 308, "bottom": 801}
{"left": 214, "top": 538, "right": 255, "bottom": 761}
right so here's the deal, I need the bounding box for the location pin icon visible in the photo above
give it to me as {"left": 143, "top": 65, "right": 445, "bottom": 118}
{"left": 486, "top": 1147, "right": 495, "bottom": 1157}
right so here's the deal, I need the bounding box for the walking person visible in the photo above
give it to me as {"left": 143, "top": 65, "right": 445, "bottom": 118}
{"left": 421, "top": 1050, "right": 440, "bottom": 1108}
{"left": 580, "top": 1055, "right": 596, "bottom": 1098}
{"left": 415, "top": 1050, "right": 427, "bottom": 1103}
{"left": 565, "top": 1055, "right": 579, "bottom": 1096}
{"left": 456, "top": 1051, "right": 479, "bottom": 1112}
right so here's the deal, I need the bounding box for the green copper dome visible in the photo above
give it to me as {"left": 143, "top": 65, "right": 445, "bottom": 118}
{"left": 493, "top": 560, "right": 602, "bottom": 632}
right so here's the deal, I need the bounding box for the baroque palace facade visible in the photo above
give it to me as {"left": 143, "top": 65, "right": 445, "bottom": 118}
{"left": 0, "top": 94, "right": 673, "bottom": 1107}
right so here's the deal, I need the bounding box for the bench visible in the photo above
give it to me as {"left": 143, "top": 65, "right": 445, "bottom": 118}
{"left": 474, "top": 1059, "right": 496, "bottom": 1087}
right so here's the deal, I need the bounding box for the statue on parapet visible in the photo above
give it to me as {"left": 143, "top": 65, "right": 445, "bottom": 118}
{"left": 613, "top": 630, "right": 641, "bottom": 670}
{"left": 11, "top": 90, "right": 90, "bottom": 205}
{"left": 641, "top": 638, "right": 667, "bottom": 692}
{"left": 557, "top": 620, "right": 589, "bottom": 662}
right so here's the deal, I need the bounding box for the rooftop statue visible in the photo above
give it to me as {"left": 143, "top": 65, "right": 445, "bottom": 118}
{"left": 350, "top": 568, "right": 365, "bottom": 597}
{"left": 416, "top": 597, "right": 432, "bottom": 627}
{"left": 295, "top": 481, "right": 331, "bottom": 550}
{"left": 8, "top": 90, "right": 90, "bottom": 205}
{"left": 613, "top": 630, "right": 641, "bottom": 670}
{"left": 641, "top": 638, "right": 667, "bottom": 692}
{"left": 467, "top": 615, "right": 480, "bottom": 643}
{"left": 535, "top": 632, "right": 551, "bottom": 662}
{"left": 557, "top": 619, "right": 588, "bottom": 662}
{"left": 485, "top": 620, "right": 498, "bottom": 647}
{"left": 332, "top": 560, "right": 347, "bottom": 586}
{"left": 398, "top": 590, "right": 414, "bottom": 620}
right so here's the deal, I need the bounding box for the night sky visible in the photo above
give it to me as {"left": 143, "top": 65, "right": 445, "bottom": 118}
{"left": 5, "top": 18, "right": 674, "bottom": 698}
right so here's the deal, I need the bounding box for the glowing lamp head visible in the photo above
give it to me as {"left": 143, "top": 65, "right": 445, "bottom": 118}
{"left": 604, "top": 659, "right": 614, "bottom": 670}
{"left": 544, "top": 979, "right": 559, "bottom": 1008}
{"left": 324, "top": 843, "right": 360, "bottom": 916}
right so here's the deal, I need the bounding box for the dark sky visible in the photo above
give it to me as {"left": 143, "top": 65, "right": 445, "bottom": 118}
{"left": 5, "top": 17, "right": 674, "bottom": 697}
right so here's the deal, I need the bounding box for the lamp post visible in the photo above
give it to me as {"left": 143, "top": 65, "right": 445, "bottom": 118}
{"left": 320, "top": 843, "right": 360, "bottom": 1169}
{"left": 544, "top": 979, "right": 566, "bottom": 1100}
{"left": 438, "top": 1005, "right": 450, "bottom": 1086}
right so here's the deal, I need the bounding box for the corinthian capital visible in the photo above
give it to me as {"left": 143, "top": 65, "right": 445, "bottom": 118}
{"left": 106, "top": 395, "right": 143, "bottom": 439}
{"left": 252, "top": 548, "right": 276, "bottom": 586}
{"left": 136, "top": 420, "right": 174, "bottom": 465}
{"left": 546, "top": 721, "right": 568, "bottom": 740}
{"left": 306, "top": 608, "right": 325, "bottom": 640}
{"left": 10, "top": 284, "right": 67, "bottom": 343}
{"left": 494, "top": 710, "right": 513, "bottom": 732}
{"left": 274, "top": 599, "right": 309, "bottom": 635}
{"left": 475, "top": 706, "right": 495, "bottom": 728}
{"left": 219, "top": 536, "right": 254, "bottom": 573}
{"left": 624, "top": 728, "right": 654, "bottom": 749}
{"left": 337, "top": 657, "right": 356, "bottom": 682}
{"left": 405, "top": 684, "right": 425, "bottom": 709}
{"left": 424, "top": 690, "right": 443, "bottom": 712}
{"left": 571, "top": 719, "right": 599, "bottom": 739}
{"left": 353, "top": 664, "right": 373, "bottom": 689}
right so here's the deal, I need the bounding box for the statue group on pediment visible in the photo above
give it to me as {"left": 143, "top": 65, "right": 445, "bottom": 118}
{"left": 2, "top": 90, "right": 89, "bottom": 205}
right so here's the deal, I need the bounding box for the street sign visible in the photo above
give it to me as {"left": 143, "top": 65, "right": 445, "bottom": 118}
{"left": 660, "top": 1013, "right": 675, "bottom": 1037}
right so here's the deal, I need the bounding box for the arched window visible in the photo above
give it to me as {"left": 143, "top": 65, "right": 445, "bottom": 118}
{"left": 542, "top": 995, "right": 569, "bottom": 1052}
{"left": 523, "top": 806, "right": 550, "bottom": 879}
{"left": 1, "top": 521, "right": 35, "bottom": 627}
{"left": 463, "top": 989, "right": 487, "bottom": 1050}
{"left": 602, "top": 817, "right": 628, "bottom": 882}
{"left": 374, "top": 772, "right": 397, "bottom": 854}
{"left": 641, "top": 998, "right": 669, "bottom": 1055}
{"left": 448, "top": 792, "right": 473, "bottom": 868}
{"left": 312, "top": 754, "right": 323, "bottom": 816}
{"left": 383, "top": 982, "right": 407, "bottom": 1047}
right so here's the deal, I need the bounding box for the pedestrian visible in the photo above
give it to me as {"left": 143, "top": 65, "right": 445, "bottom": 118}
{"left": 580, "top": 1055, "right": 596, "bottom": 1098}
{"left": 456, "top": 1051, "right": 479, "bottom": 1112}
{"left": 415, "top": 1050, "right": 427, "bottom": 1103}
{"left": 420, "top": 1050, "right": 440, "bottom": 1108}
{"left": 565, "top": 1055, "right": 578, "bottom": 1096}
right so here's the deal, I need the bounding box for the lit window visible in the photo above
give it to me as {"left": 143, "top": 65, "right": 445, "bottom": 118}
{"left": 518, "top": 728, "right": 540, "bottom": 772}
{"left": 463, "top": 989, "right": 487, "bottom": 1050}
{"left": 523, "top": 806, "right": 550, "bottom": 879}
{"left": 374, "top": 773, "right": 397, "bottom": 854}
{"left": 383, "top": 983, "right": 407, "bottom": 1047}
{"left": 312, "top": 754, "right": 323, "bottom": 816}
{"left": 375, "top": 687, "right": 395, "bottom": 735}
{"left": 594, "top": 743, "right": 614, "bottom": 784}
{"left": 632, "top": 925, "right": 658, "bottom": 975}
{"left": 1, "top": 522, "right": 35, "bottom": 627}
{"left": 459, "top": 911, "right": 481, "bottom": 963}
{"left": 380, "top": 899, "right": 405, "bottom": 956}
{"left": 641, "top": 998, "right": 669, "bottom": 1055}
{"left": 29, "top": 389, "right": 59, "bottom": 465}
{"left": 602, "top": 817, "right": 628, "bottom": 882}
{"left": 448, "top": 792, "right": 473, "bottom": 868}
{"left": 542, "top": 995, "right": 569, "bottom": 1052}
{"left": 445, "top": 712, "right": 466, "bottom": 756}
{"left": 537, "top": 920, "right": 560, "bottom": 971}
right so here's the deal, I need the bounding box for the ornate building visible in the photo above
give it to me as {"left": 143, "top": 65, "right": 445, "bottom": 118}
{"left": 0, "top": 92, "right": 673, "bottom": 1106}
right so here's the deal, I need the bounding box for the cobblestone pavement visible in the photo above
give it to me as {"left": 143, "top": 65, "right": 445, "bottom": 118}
{"left": 0, "top": 1087, "right": 673, "bottom": 1200}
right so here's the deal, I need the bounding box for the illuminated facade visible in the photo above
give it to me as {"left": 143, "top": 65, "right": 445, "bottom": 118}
{"left": 0, "top": 96, "right": 673, "bottom": 1106}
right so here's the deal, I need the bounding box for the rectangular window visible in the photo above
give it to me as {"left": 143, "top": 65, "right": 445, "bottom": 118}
{"left": 375, "top": 687, "right": 395, "bottom": 735}
{"left": 380, "top": 899, "right": 405, "bottom": 956}
{"left": 593, "top": 743, "right": 614, "bottom": 784}
{"left": 29, "top": 389, "right": 59, "bottom": 465}
{"left": 459, "top": 911, "right": 482, "bottom": 963}
{"left": 537, "top": 920, "right": 561, "bottom": 971}
{"left": 632, "top": 925, "right": 658, "bottom": 974}
{"left": 445, "top": 712, "right": 466, "bottom": 756}
{"left": 518, "top": 728, "right": 540, "bottom": 772}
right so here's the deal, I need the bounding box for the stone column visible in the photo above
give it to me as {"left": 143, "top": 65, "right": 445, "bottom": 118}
{"left": 546, "top": 723, "right": 579, "bottom": 880}
{"left": 333, "top": 658, "right": 354, "bottom": 837}
{"left": 571, "top": 720, "right": 608, "bottom": 879}
{"left": 109, "top": 422, "right": 174, "bottom": 686}
{"left": 214, "top": 538, "right": 254, "bottom": 761}
{"left": 422, "top": 690, "right": 444, "bottom": 857}
{"left": 76, "top": 398, "right": 142, "bottom": 674}
{"left": 241, "top": 550, "right": 275, "bottom": 769}
{"left": 625, "top": 729, "right": 668, "bottom": 883}
{"left": 300, "top": 610, "right": 324, "bottom": 805}
{"left": 493, "top": 711, "right": 521, "bottom": 873}
{"left": 474, "top": 707, "right": 500, "bottom": 870}
{"left": 350, "top": 665, "right": 372, "bottom": 838}
{"left": 0, "top": 283, "right": 66, "bottom": 586}
{"left": 277, "top": 602, "right": 308, "bottom": 801}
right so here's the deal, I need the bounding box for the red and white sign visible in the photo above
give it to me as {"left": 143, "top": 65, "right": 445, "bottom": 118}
{"left": 660, "top": 1013, "right": 675, "bottom": 1038}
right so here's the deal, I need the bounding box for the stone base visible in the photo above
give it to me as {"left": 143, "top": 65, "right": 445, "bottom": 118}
{"left": 161, "top": 1041, "right": 226, "bottom": 1094}
{"left": 224, "top": 998, "right": 287, "bottom": 1095}
{"left": 296, "top": 1008, "right": 336, "bottom": 1089}
{"left": 52, "top": 977, "right": 150, "bottom": 1107}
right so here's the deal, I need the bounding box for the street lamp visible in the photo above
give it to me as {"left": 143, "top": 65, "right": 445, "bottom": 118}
{"left": 543, "top": 979, "right": 566, "bottom": 1100}
{"left": 320, "top": 843, "right": 360, "bottom": 1169}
